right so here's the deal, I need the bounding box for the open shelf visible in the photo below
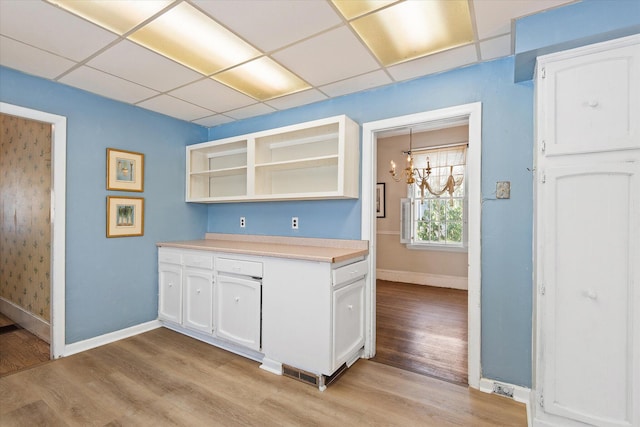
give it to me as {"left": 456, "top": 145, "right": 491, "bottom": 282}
{"left": 186, "top": 115, "right": 359, "bottom": 202}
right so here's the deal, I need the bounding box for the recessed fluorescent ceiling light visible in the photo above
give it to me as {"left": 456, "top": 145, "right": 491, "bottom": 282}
{"left": 213, "top": 57, "right": 310, "bottom": 101}
{"left": 128, "top": 2, "right": 261, "bottom": 75}
{"left": 47, "top": 0, "right": 174, "bottom": 35}
{"left": 343, "top": 0, "right": 473, "bottom": 66}
{"left": 331, "top": 0, "right": 399, "bottom": 20}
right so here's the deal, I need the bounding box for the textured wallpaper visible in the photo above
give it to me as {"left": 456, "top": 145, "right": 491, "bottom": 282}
{"left": 0, "top": 113, "right": 51, "bottom": 322}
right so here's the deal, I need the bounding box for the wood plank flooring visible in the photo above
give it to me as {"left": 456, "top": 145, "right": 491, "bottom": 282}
{"left": 0, "top": 327, "right": 526, "bottom": 426}
{"left": 373, "top": 280, "right": 468, "bottom": 385}
{"left": 0, "top": 313, "right": 50, "bottom": 377}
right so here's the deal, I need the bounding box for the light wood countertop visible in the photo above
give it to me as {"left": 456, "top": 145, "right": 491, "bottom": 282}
{"left": 157, "top": 233, "right": 369, "bottom": 263}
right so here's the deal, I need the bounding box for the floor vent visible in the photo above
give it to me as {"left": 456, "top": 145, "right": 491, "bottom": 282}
{"left": 283, "top": 365, "right": 319, "bottom": 387}
{"left": 493, "top": 382, "right": 515, "bottom": 398}
{"left": 282, "top": 363, "right": 349, "bottom": 390}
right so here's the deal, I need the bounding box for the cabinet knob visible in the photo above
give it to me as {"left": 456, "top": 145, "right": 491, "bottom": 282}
{"left": 347, "top": 304, "right": 353, "bottom": 310}
{"left": 196, "top": 289, "right": 201, "bottom": 294}
{"left": 584, "top": 290, "right": 598, "bottom": 300}
{"left": 234, "top": 296, "right": 240, "bottom": 303}
{"left": 168, "top": 282, "right": 173, "bottom": 287}
{"left": 587, "top": 99, "right": 599, "bottom": 107}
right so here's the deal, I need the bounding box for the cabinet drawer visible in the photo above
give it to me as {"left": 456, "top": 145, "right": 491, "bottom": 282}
{"left": 183, "top": 253, "right": 213, "bottom": 269}
{"left": 332, "top": 259, "right": 368, "bottom": 287}
{"left": 159, "top": 249, "right": 182, "bottom": 265}
{"left": 217, "top": 257, "right": 263, "bottom": 278}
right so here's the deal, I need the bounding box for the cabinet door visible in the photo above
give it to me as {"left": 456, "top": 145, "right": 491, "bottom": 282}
{"left": 158, "top": 263, "right": 182, "bottom": 324}
{"left": 539, "top": 39, "right": 640, "bottom": 156}
{"left": 183, "top": 268, "right": 213, "bottom": 334}
{"left": 215, "top": 275, "right": 261, "bottom": 351}
{"left": 332, "top": 278, "right": 365, "bottom": 371}
{"left": 540, "top": 162, "right": 639, "bottom": 426}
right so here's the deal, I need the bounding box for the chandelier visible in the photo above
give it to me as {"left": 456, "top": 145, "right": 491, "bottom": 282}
{"left": 389, "top": 129, "right": 464, "bottom": 201}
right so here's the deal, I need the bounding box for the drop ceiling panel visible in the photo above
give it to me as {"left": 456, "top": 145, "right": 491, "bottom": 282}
{"left": 225, "top": 103, "right": 276, "bottom": 120}
{"left": 193, "top": 0, "right": 342, "bottom": 52}
{"left": 273, "top": 26, "right": 380, "bottom": 86}
{"left": 479, "top": 35, "right": 513, "bottom": 61}
{"left": 265, "top": 89, "right": 328, "bottom": 111}
{"left": 137, "top": 94, "right": 214, "bottom": 121}
{"left": 320, "top": 70, "right": 393, "bottom": 97}
{"left": 0, "top": 0, "right": 117, "bottom": 62}
{"left": 388, "top": 44, "right": 478, "bottom": 82}
{"left": 87, "top": 40, "right": 202, "bottom": 92}
{"left": 193, "top": 114, "right": 235, "bottom": 127}
{"left": 0, "top": 35, "right": 76, "bottom": 80}
{"left": 472, "top": 0, "right": 575, "bottom": 40}
{"left": 59, "top": 66, "right": 159, "bottom": 104}
{"left": 169, "top": 78, "right": 256, "bottom": 112}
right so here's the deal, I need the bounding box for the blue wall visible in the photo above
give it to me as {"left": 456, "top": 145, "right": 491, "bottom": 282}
{"left": 0, "top": 66, "right": 208, "bottom": 343}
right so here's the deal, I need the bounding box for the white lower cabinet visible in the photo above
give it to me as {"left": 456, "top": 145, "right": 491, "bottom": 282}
{"left": 158, "top": 246, "right": 367, "bottom": 387}
{"left": 182, "top": 267, "right": 213, "bottom": 334}
{"left": 261, "top": 257, "right": 368, "bottom": 379}
{"left": 215, "top": 274, "right": 261, "bottom": 351}
{"left": 158, "top": 248, "right": 214, "bottom": 334}
{"left": 333, "top": 278, "right": 365, "bottom": 369}
{"left": 158, "top": 261, "right": 182, "bottom": 324}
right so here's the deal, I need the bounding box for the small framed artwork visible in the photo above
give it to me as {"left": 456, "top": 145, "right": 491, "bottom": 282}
{"left": 376, "top": 183, "right": 386, "bottom": 218}
{"left": 107, "top": 148, "right": 144, "bottom": 192}
{"left": 107, "top": 196, "right": 144, "bottom": 238}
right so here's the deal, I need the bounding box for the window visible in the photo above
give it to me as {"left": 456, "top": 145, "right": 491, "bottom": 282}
{"left": 401, "top": 144, "right": 467, "bottom": 250}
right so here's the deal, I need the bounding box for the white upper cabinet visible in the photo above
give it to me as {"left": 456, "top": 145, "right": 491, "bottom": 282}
{"left": 538, "top": 38, "right": 640, "bottom": 156}
{"left": 186, "top": 115, "right": 360, "bottom": 202}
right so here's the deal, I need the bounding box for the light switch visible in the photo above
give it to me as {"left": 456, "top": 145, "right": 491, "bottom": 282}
{"left": 496, "top": 181, "right": 510, "bottom": 199}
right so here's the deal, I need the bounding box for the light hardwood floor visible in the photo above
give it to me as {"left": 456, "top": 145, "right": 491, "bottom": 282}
{"left": 373, "top": 280, "right": 468, "bottom": 385}
{"left": 0, "top": 327, "right": 526, "bottom": 426}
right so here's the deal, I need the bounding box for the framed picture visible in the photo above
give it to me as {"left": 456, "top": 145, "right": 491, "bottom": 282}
{"left": 107, "top": 148, "right": 144, "bottom": 192}
{"left": 376, "top": 183, "right": 386, "bottom": 218}
{"left": 107, "top": 196, "right": 144, "bottom": 238}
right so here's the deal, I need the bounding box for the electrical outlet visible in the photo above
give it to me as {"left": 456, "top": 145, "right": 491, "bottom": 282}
{"left": 291, "top": 217, "right": 299, "bottom": 229}
{"left": 496, "top": 181, "right": 511, "bottom": 199}
{"left": 240, "top": 217, "right": 246, "bottom": 228}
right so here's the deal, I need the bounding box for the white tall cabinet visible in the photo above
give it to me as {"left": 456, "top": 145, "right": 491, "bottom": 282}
{"left": 534, "top": 35, "right": 640, "bottom": 427}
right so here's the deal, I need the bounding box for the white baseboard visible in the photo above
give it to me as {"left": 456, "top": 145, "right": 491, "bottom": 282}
{"left": 0, "top": 297, "right": 50, "bottom": 343}
{"left": 64, "top": 320, "right": 162, "bottom": 357}
{"left": 376, "top": 269, "right": 468, "bottom": 290}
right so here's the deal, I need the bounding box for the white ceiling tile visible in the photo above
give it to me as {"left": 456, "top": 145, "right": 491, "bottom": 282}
{"left": 0, "top": 0, "right": 117, "bottom": 61}
{"left": 320, "top": 70, "right": 392, "bottom": 98}
{"left": 388, "top": 45, "right": 478, "bottom": 82}
{"left": 273, "top": 26, "right": 380, "bottom": 86}
{"left": 87, "top": 40, "right": 202, "bottom": 92}
{"left": 0, "top": 36, "right": 76, "bottom": 79}
{"left": 193, "top": 0, "right": 341, "bottom": 52}
{"left": 479, "top": 35, "right": 512, "bottom": 61}
{"left": 59, "top": 66, "right": 159, "bottom": 104}
{"left": 193, "top": 114, "right": 236, "bottom": 127}
{"left": 265, "top": 89, "right": 327, "bottom": 111}
{"left": 225, "top": 103, "right": 276, "bottom": 120}
{"left": 472, "top": 0, "right": 575, "bottom": 40}
{"left": 137, "top": 95, "right": 214, "bottom": 121}
{"left": 169, "top": 78, "right": 256, "bottom": 112}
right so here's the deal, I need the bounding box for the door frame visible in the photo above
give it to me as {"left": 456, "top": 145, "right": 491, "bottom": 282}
{"left": 0, "top": 102, "right": 66, "bottom": 358}
{"left": 361, "top": 102, "right": 482, "bottom": 389}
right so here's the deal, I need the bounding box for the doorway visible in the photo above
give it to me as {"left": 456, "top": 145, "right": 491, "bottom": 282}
{"left": 0, "top": 102, "right": 66, "bottom": 360}
{"left": 373, "top": 124, "right": 469, "bottom": 384}
{"left": 361, "top": 103, "right": 482, "bottom": 389}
